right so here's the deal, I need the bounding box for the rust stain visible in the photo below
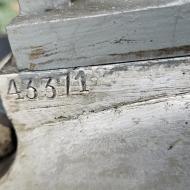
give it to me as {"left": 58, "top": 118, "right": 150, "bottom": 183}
{"left": 29, "top": 47, "right": 45, "bottom": 60}
{"left": 29, "top": 63, "right": 37, "bottom": 70}
{"left": 26, "top": 45, "right": 190, "bottom": 70}
{"left": 109, "top": 45, "right": 190, "bottom": 60}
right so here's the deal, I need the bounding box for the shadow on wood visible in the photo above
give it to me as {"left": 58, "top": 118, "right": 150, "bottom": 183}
{"left": 0, "top": 99, "right": 17, "bottom": 179}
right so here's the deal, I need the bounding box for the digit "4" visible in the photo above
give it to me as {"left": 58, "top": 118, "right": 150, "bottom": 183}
{"left": 7, "top": 79, "right": 23, "bottom": 99}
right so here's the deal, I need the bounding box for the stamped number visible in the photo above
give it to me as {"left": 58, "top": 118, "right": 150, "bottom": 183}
{"left": 7, "top": 79, "right": 22, "bottom": 99}
{"left": 7, "top": 70, "right": 89, "bottom": 100}
{"left": 26, "top": 80, "right": 38, "bottom": 99}
{"left": 45, "top": 78, "right": 56, "bottom": 98}
{"left": 75, "top": 70, "right": 88, "bottom": 92}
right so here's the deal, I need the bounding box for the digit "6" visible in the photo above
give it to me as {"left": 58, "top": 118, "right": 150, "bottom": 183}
{"left": 45, "top": 78, "right": 56, "bottom": 98}
{"left": 26, "top": 80, "right": 38, "bottom": 99}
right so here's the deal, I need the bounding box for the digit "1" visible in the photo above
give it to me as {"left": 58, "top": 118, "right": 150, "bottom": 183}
{"left": 75, "top": 71, "right": 88, "bottom": 92}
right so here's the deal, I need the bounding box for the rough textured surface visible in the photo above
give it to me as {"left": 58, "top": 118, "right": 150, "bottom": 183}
{"left": 8, "top": 1, "right": 190, "bottom": 71}
{"left": 0, "top": 57, "right": 190, "bottom": 189}
{"left": 18, "top": 0, "right": 186, "bottom": 15}
{"left": 0, "top": 94, "right": 190, "bottom": 190}
{"left": 18, "top": 0, "right": 71, "bottom": 15}
{"left": 0, "top": 56, "right": 190, "bottom": 129}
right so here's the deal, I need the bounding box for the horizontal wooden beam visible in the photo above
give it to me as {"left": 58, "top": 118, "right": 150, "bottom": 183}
{"left": 18, "top": 0, "right": 71, "bottom": 15}
{"left": 8, "top": 1, "right": 190, "bottom": 71}
{"left": 18, "top": 0, "right": 181, "bottom": 15}
{"left": 0, "top": 56, "right": 190, "bottom": 189}
{"left": 0, "top": 56, "right": 190, "bottom": 129}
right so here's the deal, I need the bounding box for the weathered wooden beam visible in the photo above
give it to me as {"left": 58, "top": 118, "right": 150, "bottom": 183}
{"left": 8, "top": 1, "right": 190, "bottom": 71}
{"left": 18, "top": 0, "right": 71, "bottom": 15}
{"left": 18, "top": 0, "right": 182, "bottom": 15}
{"left": 0, "top": 53, "right": 190, "bottom": 189}
{"left": 0, "top": 56, "right": 190, "bottom": 129}
{"left": 0, "top": 83, "right": 190, "bottom": 189}
{"left": 2, "top": 1, "right": 190, "bottom": 188}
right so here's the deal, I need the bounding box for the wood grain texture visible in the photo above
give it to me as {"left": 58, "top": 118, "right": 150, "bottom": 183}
{"left": 0, "top": 93, "right": 190, "bottom": 190}
{"left": 0, "top": 56, "right": 190, "bottom": 129}
{"left": 18, "top": 0, "right": 182, "bottom": 15}
{"left": 18, "top": 0, "right": 71, "bottom": 15}
{"left": 8, "top": 1, "right": 190, "bottom": 71}
{"left": 0, "top": 57, "right": 190, "bottom": 189}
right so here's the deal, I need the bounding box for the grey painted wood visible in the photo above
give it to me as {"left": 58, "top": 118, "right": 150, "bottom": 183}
{"left": 18, "top": 0, "right": 182, "bottom": 15}
{"left": 7, "top": 1, "right": 190, "bottom": 71}
{"left": 0, "top": 56, "right": 190, "bottom": 189}
{"left": 3, "top": 96, "right": 190, "bottom": 189}
{"left": 0, "top": 56, "right": 190, "bottom": 129}
{"left": 0, "top": 75, "right": 190, "bottom": 189}
{"left": 18, "top": 0, "right": 71, "bottom": 15}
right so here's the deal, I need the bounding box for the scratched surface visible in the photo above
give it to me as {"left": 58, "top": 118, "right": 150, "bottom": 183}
{"left": 0, "top": 56, "right": 190, "bottom": 129}
{"left": 0, "top": 56, "right": 190, "bottom": 189}
{"left": 0, "top": 94, "right": 190, "bottom": 190}
{"left": 8, "top": 1, "right": 190, "bottom": 71}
